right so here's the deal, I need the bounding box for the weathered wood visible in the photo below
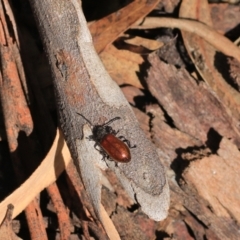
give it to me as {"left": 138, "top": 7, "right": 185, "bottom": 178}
{"left": 145, "top": 53, "right": 240, "bottom": 239}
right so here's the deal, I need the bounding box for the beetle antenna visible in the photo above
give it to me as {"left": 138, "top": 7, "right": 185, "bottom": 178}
{"left": 76, "top": 112, "right": 93, "bottom": 126}
{"left": 103, "top": 117, "right": 121, "bottom": 126}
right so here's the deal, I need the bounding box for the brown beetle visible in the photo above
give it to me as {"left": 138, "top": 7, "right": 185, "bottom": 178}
{"left": 77, "top": 113, "right": 136, "bottom": 163}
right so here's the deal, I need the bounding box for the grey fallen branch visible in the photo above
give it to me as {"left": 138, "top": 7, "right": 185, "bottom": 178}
{"left": 29, "top": 0, "right": 170, "bottom": 231}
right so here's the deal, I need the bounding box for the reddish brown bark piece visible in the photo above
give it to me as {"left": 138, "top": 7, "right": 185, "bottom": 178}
{"left": 46, "top": 183, "right": 71, "bottom": 240}
{"left": 228, "top": 57, "right": 240, "bottom": 91}
{"left": 146, "top": 104, "right": 202, "bottom": 164}
{"left": 171, "top": 220, "right": 194, "bottom": 240}
{"left": 210, "top": 3, "right": 240, "bottom": 34}
{"left": 111, "top": 205, "right": 156, "bottom": 240}
{"left": 100, "top": 45, "right": 144, "bottom": 88}
{"left": 0, "top": 1, "right": 49, "bottom": 239}
{"left": 65, "top": 161, "right": 109, "bottom": 240}
{"left": 0, "top": 40, "right": 33, "bottom": 152}
{"left": 103, "top": 169, "right": 134, "bottom": 210}
{"left": 156, "top": 0, "right": 180, "bottom": 13}
{"left": 90, "top": 0, "right": 160, "bottom": 53}
{"left": 0, "top": 1, "right": 33, "bottom": 150}
{"left": 184, "top": 137, "right": 240, "bottom": 223}
{"left": 100, "top": 174, "right": 152, "bottom": 240}
{"left": 179, "top": 0, "right": 240, "bottom": 130}
{"left": 143, "top": 54, "right": 240, "bottom": 239}
{"left": 184, "top": 214, "right": 207, "bottom": 240}
{"left": 146, "top": 53, "right": 240, "bottom": 148}
{"left": 169, "top": 178, "right": 240, "bottom": 240}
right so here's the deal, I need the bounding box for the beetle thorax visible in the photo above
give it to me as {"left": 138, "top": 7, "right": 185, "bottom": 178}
{"left": 92, "top": 125, "right": 113, "bottom": 142}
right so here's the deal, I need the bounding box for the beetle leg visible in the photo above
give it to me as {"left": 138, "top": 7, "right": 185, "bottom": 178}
{"left": 111, "top": 129, "right": 119, "bottom": 135}
{"left": 86, "top": 135, "right": 94, "bottom": 141}
{"left": 118, "top": 136, "right": 136, "bottom": 148}
{"left": 93, "top": 143, "right": 101, "bottom": 152}
{"left": 93, "top": 143, "right": 109, "bottom": 160}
